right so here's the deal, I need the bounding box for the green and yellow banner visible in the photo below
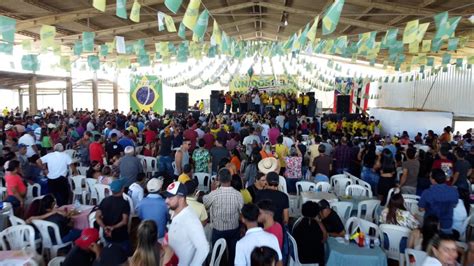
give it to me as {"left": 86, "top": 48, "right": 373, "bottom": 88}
{"left": 230, "top": 75, "right": 298, "bottom": 92}
{"left": 130, "top": 75, "right": 163, "bottom": 113}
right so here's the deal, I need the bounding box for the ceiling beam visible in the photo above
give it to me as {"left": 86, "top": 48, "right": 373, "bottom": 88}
{"left": 15, "top": 0, "right": 165, "bottom": 31}
{"left": 345, "top": 0, "right": 435, "bottom": 17}
{"left": 339, "top": 6, "right": 373, "bottom": 34}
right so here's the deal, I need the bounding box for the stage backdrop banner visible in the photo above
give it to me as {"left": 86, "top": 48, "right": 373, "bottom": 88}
{"left": 130, "top": 75, "right": 163, "bottom": 113}
{"left": 229, "top": 75, "right": 298, "bottom": 92}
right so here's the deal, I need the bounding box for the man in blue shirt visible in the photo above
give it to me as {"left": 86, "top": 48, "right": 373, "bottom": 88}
{"left": 419, "top": 169, "right": 459, "bottom": 234}
{"left": 136, "top": 178, "right": 169, "bottom": 240}
{"left": 117, "top": 130, "right": 135, "bottom": 149}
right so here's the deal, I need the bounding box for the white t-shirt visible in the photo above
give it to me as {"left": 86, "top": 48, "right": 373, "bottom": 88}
{"left": 128, "top": 183, "right": 144, "bottom": 211}
{"left": 168, "top": 206, "right": 209, "bottom": 266}
{"left": 86, "top": 121, "right": 95, "bottom": 132}
{"left": 276, "top": 115, "right": 285, "bottom": 129}
{"left": 242, "top": 135, "right": 261, "bottom": 156}
{"left": 452, "top": 199, "right": 467, "bottom": 235}
{"left": 234, "top": 227, "right": 282, "bottom": 266}
{"left": 40, "top": 151, "right": 72, "bottom": 179}
{"left": 34, "top": 127, "right": 42, "bottom": 144}
{"left": 421, "top": 256, "right": 442, "bottom": 266}
{"left": 18, "top": 134, "right": 36, "bottom": 157}
{"left": 283, "top": 136, "right": 294, "bottom": 149}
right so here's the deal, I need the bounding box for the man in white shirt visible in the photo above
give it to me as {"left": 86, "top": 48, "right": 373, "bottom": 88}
{"left": 86, "top": 119, "right": 95, "bottom": 132}
{"left": 127, "top": 173, "right": 145, "bottom": 210}
{"left": 36, "top": 143, "right": 74, "bottom": 206}
{"left": 165, "top": 181, "right": 209, "bottom": 266}
{"left": 283, "top": 133, "right": 294, "bottom": 149}
{"left": 18, "top": 129, "right": 38, "bottom": 158}
{"left": 242, "top": 127, "right": 261, "bottom": 156}
{"left": 235, "top": 204, "right": 282, "bottom": 266}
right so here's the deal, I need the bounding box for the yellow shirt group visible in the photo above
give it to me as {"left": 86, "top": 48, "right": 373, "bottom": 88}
{"left": 275, "top": 144, "right": 288, "bottom": 167}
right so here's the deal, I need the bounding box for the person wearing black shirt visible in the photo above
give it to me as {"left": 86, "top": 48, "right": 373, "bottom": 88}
{"left": 105, "top": 133, "right": 123, "bottom": 164}
{"left": 292, "top": 201, "right": 327, "bottom": 265}
{"left": 255, "top": 172, "right": 289, "bottom": 226}
{"left": 95, "top": 179, "right": 130, "bottom": 254}
{"left": 318, "top": 199, "right": 345, "bottom": 237}
{"left": 248, "top": 173, "right": 266, "bottom": 201}
{"left": 63, "top": 228, "right": 100, "bottom": 266}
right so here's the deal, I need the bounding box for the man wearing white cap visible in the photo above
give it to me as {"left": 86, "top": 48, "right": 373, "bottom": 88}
{"left": 36, "top": 143, "right": 75, "bottom": 206}
{"left": 136, "top": 178, "right": 168, "bottom": 239}
{"left": 165, "top": 181, "right": 209, "bottom": 265}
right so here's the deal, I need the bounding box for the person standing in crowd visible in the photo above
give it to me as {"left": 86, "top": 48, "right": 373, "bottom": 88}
{"left": 333, "top": 137, "right": 351, "bottom": 174}
{"left": 158, "top": 126, "right": 174, "bottom": 178}
{"left": 183, "top": 124, "right": 198, "bottom": 152}
{"left": 18, "top": 129, "right": 38, "bottom": 158}
{"left": 165, "top": 181, "right": 209, "bottom": 265}
{"left": 257, "top": 199, "right": 283, "bottom": 250}
{"left": 105, "top": 133, "right": 123, "bottom": 164}
{"left": 36, "top": 143, "right": 74, "bottom": 206}
{"left": 95, "top": 179, "right": 131, "bottom": 254}
{"left": 136, "top": 178, "right": 168, "bottom": 240}
{"left": 185, "top": 180, "right": 208, "bottom": 225}
{"left": 204, "top": 168, "right": 243, "bottom": 265}
{"left": 284, "top": 144, "right": 303, "bottom": 194}
{"left": 235, "top": 204, "right": 282, "bottom": 266}
{"left": 452, "top": 148, "right": 472, "bottom": 211}
{"left": 128, "top": 172, "right": 145, "bottom": 209}
{"left": 255, "top": 172, "right": 289, "bottom": 226}
{"left": 118, "top": 146, "right": 143, "bottom": 188}
{"left": 174, "top": 139, "right": 191, "bottom": 178}
{"left": 377, "top": 148, "right": 396, "bottom": 205}
{"left": 118, "top": 130, "right": 135, "bottom": 149}
{"left": 210, "top": 138, "right": 229, "bottom": 175}
{"left": 275, "top": 136, "right": 289, "bottom": 176}
{"left": 89, "top": 134, "right": 105, "bottom": 165}
{"left": 76, "top": 131, "right": 92, "bottom": 167}
{"left": 242, "top": 127, "right": 261, "bottom": 157}
{"left": 419, "top": 169, "right": 459, "bottom": 234}
{"left": 312, "top": 144, "right": 332, "bottom": 181}
{"left": 400, "top": 147, "right": 420, "bottom": 194}
{"left": 192, "top": 139, "right": 211, "bottom": 173}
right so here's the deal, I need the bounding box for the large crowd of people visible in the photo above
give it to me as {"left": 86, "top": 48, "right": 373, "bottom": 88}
{"left": 1, "top": 98, "right": 474, "bottom": 265}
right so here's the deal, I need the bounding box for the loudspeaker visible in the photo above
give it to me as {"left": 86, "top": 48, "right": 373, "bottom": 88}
{"left": 336, "top": 95, "right": 351, "bottom": 114}
{"left": 210, "top": 94, "right": 220, "bottom": 114}
{"left": 175, "top": 93, "right": 189, "bottom": 113}
{"left": 306, "top": 92, "right": 316, "bottom": 117}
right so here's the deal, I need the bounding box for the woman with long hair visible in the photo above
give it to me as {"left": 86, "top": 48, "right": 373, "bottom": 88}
{"left": 377, "top": 148, "right": 396, "bottom": 205}
{"left": 379, "top": 193, "right": 419, "bottom": 230}
{"left": 230, "top": 148, "right": 242, "bottom": 173}
{"left": 86, "top": 160, "right": 102, "bottom": 179}
{"left": 130, "top": 220, "right": 160, "bottom": 266}
{"left": 408, "top": 215, "right": 440, "bottom": 251}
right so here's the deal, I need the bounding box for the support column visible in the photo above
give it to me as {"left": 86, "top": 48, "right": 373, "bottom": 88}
{"left": 18, "top": 89, "right": 23, "bottom": 113}
{"left": 92, "top": 72, "right": 99, "bottom": 113}
{"left": 113, "top": 72, "right": 118, "bottom": 110}
{"left": 28, "top": 75, "right": 37, "bottom": 114}
{"left": 66, "top": 77, "right": 73, "bottom": 114}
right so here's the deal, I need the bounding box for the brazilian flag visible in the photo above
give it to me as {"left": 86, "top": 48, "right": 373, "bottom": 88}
{"left": 130, "top": 75, "right": 163, "bottom": 113}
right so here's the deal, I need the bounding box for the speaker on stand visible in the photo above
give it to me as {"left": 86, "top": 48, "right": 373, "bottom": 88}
{"left": 175, "top": 93, "right": 189, "bottom": 113}
{"left": 306, "top": 92, "right": 317, "bottom": 117}
{"left": 210, "top": 90, "right": 220, "bottom": 115}
{"left": 336, "top": 95, "right": 351, "bottom": 114}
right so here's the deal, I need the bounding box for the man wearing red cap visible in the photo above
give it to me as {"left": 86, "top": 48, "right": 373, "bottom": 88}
{"left": 63, "top": 228, "right": 100, "bottom": 265}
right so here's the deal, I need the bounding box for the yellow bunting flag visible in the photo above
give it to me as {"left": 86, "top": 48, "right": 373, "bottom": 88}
{"left": 307, "top": 16, "right": 319, "bottom": 43}
{"left": 164, "top": 15, "right": 177, "bottom": 32}
{"left": 403, "top": 19, "right": 419, "bottom": 44}
{"left": 182, "top": 0, "right": 201, "bottom": 30}
{"left": 93, "top": 0, "right": 106, "bottom": 12}
{"left": 416, "top": 22, "right": 430, "bottom": 43}
{"left": 421, "top": 40, "right": 431, "bottom": 52}
{"left": 130, "top": 0, "right": 141, "bottom": 22}
{"left": 408, "top": 42, "right": 419, "bottom": 53}
{"left": 21, "top": 40, "right": 32, "bottom": 51}
{"left": 40, "top": 25, "right": 56, "bottom": 49}
{"left": 211, "top": 19, "right": 222, "bottom": 46}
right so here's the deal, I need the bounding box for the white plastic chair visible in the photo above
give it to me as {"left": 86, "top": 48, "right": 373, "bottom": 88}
{"left": 64, "top": 149, "right": 77, "bottom": 160}
{"left": 403, "top": 199, "right": 419, "bottom": 215}
{"left": 379, "top": 224, "right": 411, "bottom": 265}
{"left": 209, "top": 238, "right": 227, "bottom": 266}
{"left": 278, "top": 176, "right": 288, "bottom": 194}
{"left": 315, "top": 181, "right": 331, "bottom": 192}
{"left": 385, "top": 187, "right": 398, "bottom": 207}
{"left": 85, "top": 178, "right": 98, "bottom": 204}
{"left": 48, "top": 256, "right": 65, "bottom": 266}
{"left": 122, "top": 193, "right": 135, "bottom": 232}
{"left": 402, "top": 194, "right": 420, "bottom": 201}
{"left": 70, "top": 175, "right": 88, "bottom": 204}
{"left": 0, "top": 224, "right": 37, "bottom": 251}
{"left": 194, "top": 173, "right": 211, "bottom": 192}
{"left": 287, "top": 232, "right": 319, "bottom": 266}
{"left": 345, "top": 217, "right": 380, "bottom": 238}
{"left": 357, "top": 179, "right": 372, "bottom": 191}
{"left": 0, "top": 186, "right": 7, "bottom": 200}
{"left": 31, "top": 219, "right": 72, "bottom": 260}
{"left": 25, "top": 183, "right": 41, "bottom": 204}
{"left": 94, "top": 184, "right": 110, "bottom": 204}
{"left": 296, "top": 181, "right": 317, "bottom": 195}
{"left": 331, "top": 201, "right": 353, "bottom": 224}
{"left": 141, "top": 156, "right": 158, "bottom": 177}
{"left": 344, "top": 171, "right": 360, "bottom": 185}
{"left": 357, "top": 199, "right": 381, "bottom": 223}
{"left": 76, "top": 166, "right": 89, "bottom": 176}
{"left": 9, "top": 215, "right": 26, "bottom": 226}
{"left": 405, "top": 248, "right": 427, "bottom": 266}
{"left": 332, "top": 176, "right": 353, "bottom": 197}
{"left": 330, "top": 174, "right": 348, "bottom": 186}
{"left": 345, "top": 184, "right": 372, "bottom": 198}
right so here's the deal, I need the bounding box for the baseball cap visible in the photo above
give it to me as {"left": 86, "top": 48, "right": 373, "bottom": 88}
{"left": 147, "top": 178, "right": 163, "bottom": 193}
{"left": 74, "top": 228, "right": 99, "bottom": 249}
{"left": 18, "top": 143, "right": 27, "bottom": 149}
{"left": 266, "top": 172, "right": 279, "bottom": 186}
{"left": 110, "top": 179, "right": 125, "bottom": 193}
{"left": 163, "top": 181, "right": 187, "bottom": 197}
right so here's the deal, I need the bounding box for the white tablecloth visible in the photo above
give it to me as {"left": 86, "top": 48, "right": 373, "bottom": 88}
{"left": 301, "top": 191, "right": 338, "bottom": 204}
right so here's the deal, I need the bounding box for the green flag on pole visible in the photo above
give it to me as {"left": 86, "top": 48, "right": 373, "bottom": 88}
{"left": 381, "top": 28, "right": 398, "bottom": 49}
{"left": 88, "top": 55, "right": 100, "bottom": 71}
{"left": 322, "top": 0, "right": 345, "bottom": 35}
{"left": 192, "top": 9, "right": 209, "bottom": 42}
{"left": 74, "top": 41, "right": 83, "bottom": 56}
{"left": 165, "top": 0, "right": 183, "bottom": 14}
{"left": 183, "top": 0, "right": 201, "bottom": 30}
{"left": 82, "top": 32, "right": 95, "bottom": 52}
{"left": 100, "top": 45, "right": 109, "bottom": 57}
{"left": 0, "top": 16, "right": 16, "bottom": 43}
{"left": 211, "top": 19, "right": 222, "bottom": 46}
{"left": 116, "top": 0, "right": 127, "bottom": 19}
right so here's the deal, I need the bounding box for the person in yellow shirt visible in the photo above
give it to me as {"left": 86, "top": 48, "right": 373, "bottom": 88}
{"left": 2, "top": 107, "right": 9, "bottom": 117}
{"left": 178, "top": 164, "right": 193, "bottom": 183}
{"left": 127, "top": 121, "right": 139, "bottom": 136}
{"left": 280, "top": 95, "right": 287, "bottom": 112}
{"left": 198, "top": 100, "right": 204, "bottom": 111}
{"left": 273, "top": 94, "right": 281, "bottom": 111}
{"left": 261, "top": 91, "right": 269, "bottom": 106}
{"left": 303, "top": 93, "right": 310, "bottom": 115}
{"left": 275, "top": 135, "right": 289, "bottom": 173}
{"left": 297, "top": 94, "right": 304, "bottom": 114}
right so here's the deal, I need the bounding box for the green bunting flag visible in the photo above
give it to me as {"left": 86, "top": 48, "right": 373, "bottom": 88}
{"left": 307, "top": 16, "right": 319, "bottom": 43}
{"left": 456, "top": 58, "right": 463, "bottom": 68}
{"left": 74, "top": 41, "right": 83, "bottom": 56}
{"left": 59, "top": 56, "right": 71, "bottom": 71}
{"left": 82, "top": 32, "right": 95, "bottom": 52}
{"left": 87, "top": 55, "right": 100, "bottom": 71}
{"left": 178, "top": 22, "right": 187, "bottom": 39}
{"left": 165, "top": 0, "right": 183, "bottom": 14}
{"left": 298, "top": 23, "right": 310, "bottom": 47}
{"left": 442, "top": 53, "right": 451, "bottom": 65}
{"left": 334, "top": 35, "right": 347, "bottom": 54}
{"left": 138, "top": 53, "right": 150, "bottom": 66}
{"left": 100, "top": 45, "right": 109, "bottom": 57}
{"left": 381, "top": 28, "right": 398, "bottom": 48}
{"left": 192, "top": 9, "right": 209, "bottom": 42}
{"left": 0, "top": 43, "right": 13, "bottom": 55}
{"left": 183, "top": 0, "right": 200, "bottom": 30}
{"left": 211, "top": 19, "right": 221, "bottom": 46}
{"left": 21, "top": 54, "right": 39, "bottom": 71}
{"left": 447, "top": 38, "right": 458, "bottom": 51}
{"left": 116, "top": 0, "right": 127, "bottom": 19}
{"left": 416, "top": 23, "right": 430, "bottom": 43}
{"left": 322, "top": 0, "right": 345, "bottom": 35}
{"left": 431, "top": 38, "right": 443, "bottom": 52}
{"left": 427, "top": 57, "right": 434, "bottom": 67}
{"left": 0, "top": 16, "right": 16, "bottom": 43}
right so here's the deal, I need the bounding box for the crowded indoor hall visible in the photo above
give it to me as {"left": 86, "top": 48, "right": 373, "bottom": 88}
{"left": 0, "top": 0, "right": 473, "bottom": 265}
